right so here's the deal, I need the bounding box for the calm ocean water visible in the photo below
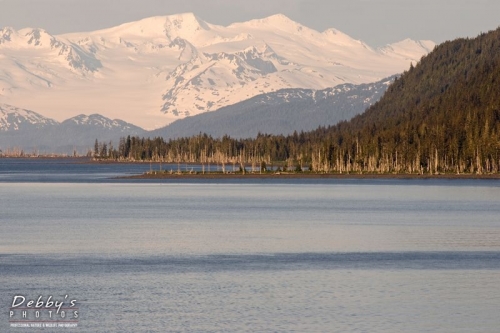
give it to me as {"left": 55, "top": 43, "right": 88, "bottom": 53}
{"left": 0, "top": 158, "right": 499, "bottom": 332}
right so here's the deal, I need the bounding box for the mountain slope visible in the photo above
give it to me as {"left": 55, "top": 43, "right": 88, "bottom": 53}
{"left": 0, "top": 13, "right": 434, "bottom": 129}
{"left": 0, "top": 105, "right": 145, "bottom": 154}
{"left": 53, "top": 114, "right": 146, "bottom": 151}
{"left": 152, "top": 76, "right": 395, "bottom": 139}
{"left": 0, "top": 104, "right": 59, "bottom": 131}
{"left": 310, "top": 27, "right": 500, "bottom": 173}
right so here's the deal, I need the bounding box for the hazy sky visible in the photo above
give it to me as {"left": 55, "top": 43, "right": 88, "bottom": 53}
{"left": 1, "top": 0, "right": 499, "bottom": 47}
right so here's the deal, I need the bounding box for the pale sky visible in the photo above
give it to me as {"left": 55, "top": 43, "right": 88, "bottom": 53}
{"left": 0, "top": 0, "right": 499, "bottom": 47}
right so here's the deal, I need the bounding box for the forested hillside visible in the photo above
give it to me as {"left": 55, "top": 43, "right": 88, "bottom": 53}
{"left": 98, "top": 27, "right": 500, "bottom": 174}
{"left": 332, "top": 27, "right": 500, "bottom": 174}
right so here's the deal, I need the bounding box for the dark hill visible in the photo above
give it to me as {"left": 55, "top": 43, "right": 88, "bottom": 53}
{"left": 317, "top": 27, "right": 500, "bottom": 174}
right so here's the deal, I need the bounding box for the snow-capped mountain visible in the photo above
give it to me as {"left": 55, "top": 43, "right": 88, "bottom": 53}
{"left": 0, "top": 27, "right": 101, "bottom": 83}
{"left": 0, "top": 13, "right": 435, "bottom": 129}
{"left": 0, "top": 104, "right": 59, "bottom": 131}
{"left": 62, "top": 114, "right": 142, "bottom": 133}
{"left": 0, "top": 104, "right": 144, "bottom": 153}
{"left": 152, "top": 76, "right": 395, "bottom": 139}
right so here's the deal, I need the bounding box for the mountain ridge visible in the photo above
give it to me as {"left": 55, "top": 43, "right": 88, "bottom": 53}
{"left": 0, "top": 104, "right": 145, "bottom": 154}
{"left": 152, "top": 76, "right": 395, "bottom": 139}
{"left": 0, "top": 13, "right": 434, "bottom": 129}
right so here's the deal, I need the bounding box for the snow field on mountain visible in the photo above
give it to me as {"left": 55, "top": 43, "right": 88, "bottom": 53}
{"left": 0, "top": 13, "right": 434, "bottom": 129}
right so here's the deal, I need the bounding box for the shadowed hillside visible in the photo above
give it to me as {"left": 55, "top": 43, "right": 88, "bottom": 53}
{"left": 324, "top": 27, "right": 500, "bottom": 173}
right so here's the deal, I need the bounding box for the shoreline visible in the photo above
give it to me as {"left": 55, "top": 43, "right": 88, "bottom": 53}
{"left": 2, "top": 157, "right": 499, "bottom": 180}
{"left": 118, "top": 172, "right": 500, "bottom": 180}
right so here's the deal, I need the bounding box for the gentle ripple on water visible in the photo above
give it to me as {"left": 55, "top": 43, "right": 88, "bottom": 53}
{"left": 1, "top": 159, "right": 500, "bottom": 332}
{"left": 1, "top": 254, "right": 499, "bottom": 332}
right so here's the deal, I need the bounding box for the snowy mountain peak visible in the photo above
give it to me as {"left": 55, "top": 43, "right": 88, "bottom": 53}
{"left": 0, "top": 105, "right": 146, "bottom": 152}
{"left": 67, "top": 113, "right": 113, "bottom": 125}
{"left": 68, "top": 114, "right": 91, "bottom": 124}
{"left": 165, "top": 12, "right": 211, "bottom": 30}
{"left": 240, "top": 13, "right": 307, "bottom": 33}
{"left": 162, "top": 12, "right": 213, "bottom": 42}
{"left": 23, "top": 28, "right": 52, "bottom": 46}
{"left": 0, "top": 104, "right": 59, "bottom": 132}
{"left": 260, "top": 14, "right": 295, "bottom": 24}
{"left": 0, "top": 27, "right": 57, "bottom": 48}
{"left": 379, "top": 39, "right": 436, "bottom": 61}
{"left": 254, "top": 14, "right": 295, "bottom": 26}
{"left": 387, "top": 38, "right": 435, "bottom": 51}
{"left": 63, "top": 113, "right": 141, "bottom": 131}
{"left": 0, "top": 26, "right": 101, "bottom": 75}
{"left": 102, "top": 16, "right": 172, "bottom": 39}
{"left": 85, "top": 12, "right": 211, "bottom": 43}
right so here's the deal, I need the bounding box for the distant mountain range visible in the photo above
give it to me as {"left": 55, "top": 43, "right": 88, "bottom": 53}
{"left": 0, "top": 13, "right": 434, "bottom": 129}
{"left": 152, "top": 76, "right": 395, "bottom": 139}
{"left": 0, "top": 76, "right": 394, "bottom": 153}
{"left": 0, "top": 105, "right": 144, "bottom": 154}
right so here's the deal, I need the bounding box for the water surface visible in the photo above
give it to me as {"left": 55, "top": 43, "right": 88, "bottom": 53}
{"left": 0, "top": 159, "right": 499, "bottom": 332}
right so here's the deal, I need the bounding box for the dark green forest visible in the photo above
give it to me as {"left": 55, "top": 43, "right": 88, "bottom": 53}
{"left": 96, "top": 27, "right": 500, "bottom": 174}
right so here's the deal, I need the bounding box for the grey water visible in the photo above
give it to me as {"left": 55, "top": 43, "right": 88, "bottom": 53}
{"left": 0, "top": 158, "right": 211, "bottom": 183}
{"left": 0, "top": 158, "right": 499, "bottom": 332}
